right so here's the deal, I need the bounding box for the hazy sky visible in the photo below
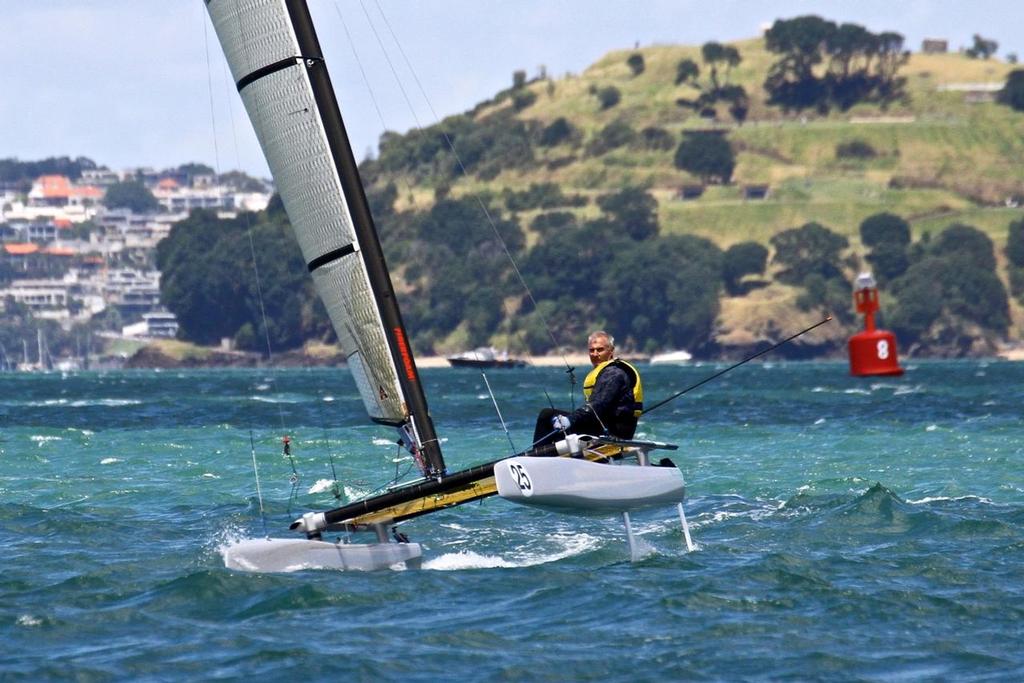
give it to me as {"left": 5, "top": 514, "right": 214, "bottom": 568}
{"left": 3, "top": 1, "right": 1022, "bottom": 178}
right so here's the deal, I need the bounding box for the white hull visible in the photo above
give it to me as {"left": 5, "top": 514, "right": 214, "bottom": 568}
{"left": 494, "top": 456, "right": 685, "bottom": 512}
{"left": 650, "top": 350, "right": 693, "bottom": 364}
{"left": 222, "top": 537, "right": 422, "bottom": 572}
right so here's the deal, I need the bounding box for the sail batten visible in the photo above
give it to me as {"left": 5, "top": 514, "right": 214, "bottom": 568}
{"left": 207, "top": 0, "right": 445, "bottom": 475}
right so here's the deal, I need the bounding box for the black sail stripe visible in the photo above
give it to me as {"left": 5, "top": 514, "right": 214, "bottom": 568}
{"left": 236, "top": 56, "right": 313, "bottom": 92}
{"left": 307, "top": 243, "right": 355, "bottom": 272}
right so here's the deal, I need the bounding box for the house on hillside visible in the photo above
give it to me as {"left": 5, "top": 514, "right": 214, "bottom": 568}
{"left": 122, "top": 310, "right": 179, "bottom": 339}
{"left": 921, "top": 39, "right": 948, "bottom": 54}
{"left": 5, "top": 175, "right": 104, "bottom": 223}
{"left": 150, "top": 177, "right": 237, "bottom": 213}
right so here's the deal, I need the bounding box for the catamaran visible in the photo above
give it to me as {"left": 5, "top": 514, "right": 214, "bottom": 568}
{"left": 206, "top": 0, "right": 692, "bottom": 571}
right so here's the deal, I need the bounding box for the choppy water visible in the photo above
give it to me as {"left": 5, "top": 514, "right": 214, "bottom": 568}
{"left": 1, "top": 360, "right": 1022, "bottom": 681}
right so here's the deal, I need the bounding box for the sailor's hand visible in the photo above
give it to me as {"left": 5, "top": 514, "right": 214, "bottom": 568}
{"left": 551, "top": 415, "right": 571, "bottom": 431}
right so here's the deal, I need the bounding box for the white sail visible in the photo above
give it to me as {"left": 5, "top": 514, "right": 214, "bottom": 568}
{"left": 206, "top": 0, "right": 405, "bottom": 424}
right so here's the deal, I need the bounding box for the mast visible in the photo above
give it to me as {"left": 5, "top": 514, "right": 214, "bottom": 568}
{"left": 206, "top": 0, "right": 445, "bottom": 476}
{"left": 281, "top": 0, "right": 443, "bottom": 475}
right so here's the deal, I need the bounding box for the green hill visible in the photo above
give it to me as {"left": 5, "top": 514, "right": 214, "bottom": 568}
{"left": 356, "top": 29, "right": 1024, "bottom": 358}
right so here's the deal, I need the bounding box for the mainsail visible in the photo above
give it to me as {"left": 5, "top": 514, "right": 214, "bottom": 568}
{"left": 206, "top": 0, "right": 444, "bottom": 476}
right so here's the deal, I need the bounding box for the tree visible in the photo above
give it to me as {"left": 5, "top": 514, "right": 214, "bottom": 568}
{"left": 531, "top": 211, "right": 576, "bottom": 237}
{"left": 763, "top": 16, "right": 907, "bottom": 112}
{"left": 930, "top": 223, "right": 996, "bottom": 272}
{"left": 675, "top": 58, "right": 700, "bottom": 85}
{"left": 860, "top": 212, "right": 910, "bottom": 248}
{"left": 640, "top": 126, "right": 674, "bottom": 150}
{"left": 176, "top": 162, "right": 215, "bottom": 178}
{"left": 673, "top": 132, "right": 735, "bottom": 184}
{"left": 1006, "top": 218, "right": 1024, "bottom": 267}
{"left": 966, "top": 34, "right": 998, "bottom": 59}
{"left": 601, "top": 235, "right": 723, "bottom": 351}
{"left": 998, "top": 69, "right": 1024, "bottom": 112}
{"left": 701, "top": 42, "right": 741, "bottom": 90}
{"left": 890, "top": 255, "right": 1009, "bottom": 344}
{"left": 539, "top": 117, "right": 578, "bottom": 146}
{"left": 156, "top": 209, "right": 327, "bottom": 351}
{"left": 770, "top": 222, "right": 849, "bottom": 284}
{"left": 103, "top": 180, "right": 159, "bottom": 213}
{"left": 512, "top": 89, "right": 537, "bottom": 111}
{"left": 627, "top": 53, "right": 645, "bottom": 76}
{"left": 597, "top": 187, "right": 659, "bottom": 241}
{"left": 723, "top": 241, "right": 768, "bottom": 294}
{"left": 595, "top": 86, "right": 621, "bottom": 110}
{"left": 763, "top": 15, "right": 836, "bottom": 110}
{"left": 586, "top": 120, "right": 635, "bottom": 156}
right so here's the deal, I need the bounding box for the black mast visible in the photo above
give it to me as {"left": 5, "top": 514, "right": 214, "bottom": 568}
{"left": 282, "top": 0, "right": 445, "bottom": 476}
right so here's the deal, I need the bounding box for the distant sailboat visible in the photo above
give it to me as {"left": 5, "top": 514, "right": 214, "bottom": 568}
{"left": 206, "top": 0, "right": 691, "bottom": 571}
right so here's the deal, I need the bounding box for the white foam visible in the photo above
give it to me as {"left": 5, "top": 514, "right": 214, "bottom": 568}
{"left": 343, "top": 485, "right": 370, "bottom": 500}
{"left": 70, "top": 399, "right": 141, "bottom": 407}
{"left": 813, "top": 417, "right": 826, "bottom": 425}
{"left": 926, "top": 424, "right": 938, "bottom": 431}
{"left": 907, "top": 494, "right": 994, "bottom": 506}
{"left": 372, "top": 437, "right": 394, "bottom": 447}
{"left": 16, "top": 615, "right": 42, "bottom": 627}
{"left": 100, "top": 457, "right": 120, "bottom": 465}
{"left": 423, "top": 549, "right": 517, "bottom": 570}
{"left": 308, "top": 478, "right": 338, "bottom": 494}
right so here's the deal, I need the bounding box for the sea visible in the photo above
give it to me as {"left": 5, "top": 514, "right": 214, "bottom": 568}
{"left": 1, "top": 359, "right": 1022, "bottom": 681}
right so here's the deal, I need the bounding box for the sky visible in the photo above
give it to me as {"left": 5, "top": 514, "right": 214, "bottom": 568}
{"left": 3, "top": 1, "right": 1023, "bottom": 179}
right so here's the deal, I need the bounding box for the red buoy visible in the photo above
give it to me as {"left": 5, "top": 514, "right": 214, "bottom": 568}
{"left": 848, "top": 272, "right": 904, "bottom": 377}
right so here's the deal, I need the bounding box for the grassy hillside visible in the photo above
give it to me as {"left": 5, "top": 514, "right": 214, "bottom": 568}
{"left": 370, "top": 34, "right": 1024, "bottom": 352}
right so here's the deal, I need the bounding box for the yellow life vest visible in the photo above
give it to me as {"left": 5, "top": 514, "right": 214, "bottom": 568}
{"left": 583, "top": 358, "right": 644, "bottom": 418}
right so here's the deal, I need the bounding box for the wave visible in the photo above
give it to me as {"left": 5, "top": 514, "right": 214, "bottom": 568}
{"left": 12, "top": 398, "right": 142, "bottom": 407}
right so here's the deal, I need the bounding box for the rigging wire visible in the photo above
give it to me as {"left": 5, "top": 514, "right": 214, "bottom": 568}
{"left": 206, "top": 5, "right": 299, "bottom": 512}
{"left": 331, "top": 0, "right": 571, "bottom": 371}
{"left": 315, "top": 391, "right": 344, "bottom": 501}
{"left": 643, "top": 316, "right": 834, "bottom": 416}
{"left": 368, "top": 0, "right": 570, "bottom": 366}
{"left": 249, "top": 429, "right": 268, "bottom": 537}
{"left": 201, "top": 13, "right": 222, "bottom": 174}
{"left": 481, "top": 371, "right": 518, "bottom": 454}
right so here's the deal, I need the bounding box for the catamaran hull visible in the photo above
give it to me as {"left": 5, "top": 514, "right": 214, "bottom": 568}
{"left": 222, "top": 537, "right": 422, "bottom": 573}
{"left": 494, "top": 456, "right": 686, "bottom": 512}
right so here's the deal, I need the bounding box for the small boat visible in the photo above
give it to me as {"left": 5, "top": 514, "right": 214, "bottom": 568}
{"left": 650, "top": 350, "right": 693, "bottom": 364}
{"left": 446, "top": 346, "right": 528, "bottom": 368}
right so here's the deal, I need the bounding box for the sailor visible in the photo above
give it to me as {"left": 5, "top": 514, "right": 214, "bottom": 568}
{"left": 532, "top": 331, "right": 644, "bottom": 446}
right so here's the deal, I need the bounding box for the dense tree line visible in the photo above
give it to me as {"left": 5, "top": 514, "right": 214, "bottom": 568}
{"left": 674, "top": 42, "right": 749, "bottom": 123}
{"left": 0, "top": 156, "right": 98, "bottom": 191}
{"left": 763, "top": 16, "right": 908, "bottom": 112}
{"left": 156, "top": 207, "right": 331, "bottom": 352}
{"left": 153, "top": 192, "right": 1020, "bottom": 359}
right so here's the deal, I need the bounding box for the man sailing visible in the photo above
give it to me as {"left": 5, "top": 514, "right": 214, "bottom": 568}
{"left": 533, "top": 331, "right": 644, "bottom": 446}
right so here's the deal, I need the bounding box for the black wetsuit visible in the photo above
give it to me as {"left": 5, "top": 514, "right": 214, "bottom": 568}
{"left": 533, "top": 363, "right": 638, "bottom": 445}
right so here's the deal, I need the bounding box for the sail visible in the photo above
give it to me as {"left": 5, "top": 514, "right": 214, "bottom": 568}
{"left": 206, "top": 0, "right": 445, "bottom": 474}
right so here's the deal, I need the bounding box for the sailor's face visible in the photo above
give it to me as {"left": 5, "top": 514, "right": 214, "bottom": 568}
{"left": 588, "top": 338, "right": 613, "bottom": 365}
